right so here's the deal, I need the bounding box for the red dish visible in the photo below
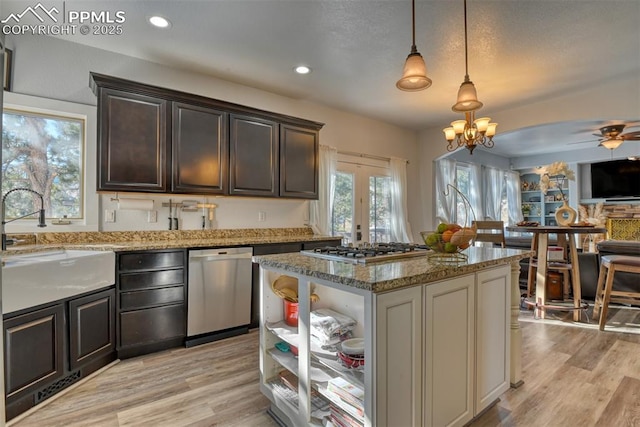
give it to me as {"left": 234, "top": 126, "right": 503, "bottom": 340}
{"left": 337, "top": 351, "right": 365, "bottom": 368}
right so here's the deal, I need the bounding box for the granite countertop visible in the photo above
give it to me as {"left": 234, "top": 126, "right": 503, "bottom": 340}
{"left": 1, "top": 228, "right": 338, "bottom": 257}
{"left": 254, "top": 246, "right": 532, "bottom": 293}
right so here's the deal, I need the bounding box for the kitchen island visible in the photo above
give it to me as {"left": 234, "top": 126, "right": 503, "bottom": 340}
{"left": 254, "top": 246, "right": 531, "bottom": 427}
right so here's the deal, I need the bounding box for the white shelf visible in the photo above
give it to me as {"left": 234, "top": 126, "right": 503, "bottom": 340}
{"left": 268, "top": 347, "right": 335, "bottom": 383}
{"left": 316, "top": 384, "right": 365, "bottom": 425}
{"left": 312, "top": 352, "right": 365, "bottom": 390}
{"left": 265, "top": 321, "right": 336, "bottom": 357}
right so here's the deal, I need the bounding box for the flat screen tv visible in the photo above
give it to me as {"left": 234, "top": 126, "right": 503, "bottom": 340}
{"left": 590, "top": 159, "right": 640, "bottom": 199}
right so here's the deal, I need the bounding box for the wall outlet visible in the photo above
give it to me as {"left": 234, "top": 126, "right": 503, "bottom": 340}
{"left": 147, "top": 210, "right": 158, "bottom": 223}
{"left": 258, "top": 211, "right": 266, "bottom": 222}
{"left": 105, "top": 209, "right": 116, "bottom": 223}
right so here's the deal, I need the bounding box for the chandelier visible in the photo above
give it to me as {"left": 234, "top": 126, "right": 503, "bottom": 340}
{"left": 443, "top": 0, "right": 497, "bottom": 154}
{"left": 396, "top": 0, "right": 432, "bottom": 91}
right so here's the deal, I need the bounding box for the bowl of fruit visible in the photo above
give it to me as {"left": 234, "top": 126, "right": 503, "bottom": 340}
{"left": 420, "top": 222, "right": 476, "bottom": 254}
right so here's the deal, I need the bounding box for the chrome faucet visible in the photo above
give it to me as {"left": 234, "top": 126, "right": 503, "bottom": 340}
{"left": 1, "top": 188, "right": 47, "bottom": 250}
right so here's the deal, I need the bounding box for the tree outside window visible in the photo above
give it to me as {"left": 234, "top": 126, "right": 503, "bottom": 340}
{"left": 2, "top": 109, "right": 84, "bottom": 220}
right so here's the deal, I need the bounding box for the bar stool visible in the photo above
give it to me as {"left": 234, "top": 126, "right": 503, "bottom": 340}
{"left": 592, "top": 255, "right": 640, "bottom": 331}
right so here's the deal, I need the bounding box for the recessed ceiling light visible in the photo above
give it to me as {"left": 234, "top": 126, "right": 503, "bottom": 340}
{"left": 148, "top": 15, "right": 171, "bottom": 28}
{"left": 294, "top": 65, "right": 311, "bottom": 75}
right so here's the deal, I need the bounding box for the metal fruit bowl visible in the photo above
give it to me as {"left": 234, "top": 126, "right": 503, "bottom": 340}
{"left": 420, "top": 226, "right": 476, "bottom": 254}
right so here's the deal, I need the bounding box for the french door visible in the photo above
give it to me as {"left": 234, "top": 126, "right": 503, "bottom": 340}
{"left": 331, "top": 162, "right": 392, "bottom": 245}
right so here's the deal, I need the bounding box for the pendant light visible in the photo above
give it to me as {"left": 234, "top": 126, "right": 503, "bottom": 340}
{"left": 442, "top": 0, "right": 497, "bottom": 154}
{"left": 396, "top": 0, "right": 432, "bottom": 91}
{"left": 452, "top": 0, "right": 482, "bottom": 111}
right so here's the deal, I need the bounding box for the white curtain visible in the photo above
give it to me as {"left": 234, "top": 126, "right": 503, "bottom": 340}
{"left": 506, "top": 170, "right": 524, "bottom": 226}
{"left": 309, "top": 145, "right": 337, "bottom": 235}
{"left": 467, "top": 163, "right": 483, "bottom": 224}
{"left": 483, "top": 166, "right": 505, "bottom": 220}
{"left": 389, "top": 157, "right": 412, "bottom": 242}
{"left": 435, "top": 158, "right": 457, "bottom": 224}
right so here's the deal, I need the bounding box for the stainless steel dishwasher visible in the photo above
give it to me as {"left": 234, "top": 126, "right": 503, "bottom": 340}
{"left": 187, "top": 247, "right": 253, "bottom": 346}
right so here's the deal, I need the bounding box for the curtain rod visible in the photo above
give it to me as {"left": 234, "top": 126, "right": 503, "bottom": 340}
{"left": 337, "top": 150, "right": 408, "bottom": 164}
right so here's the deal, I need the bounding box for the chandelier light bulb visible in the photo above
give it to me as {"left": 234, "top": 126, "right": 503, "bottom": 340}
{"left": 451, "top": 120, "right": 467, "bottom": 135}
{"left": 473, "top": 117, "right": 490, "bottom": 133}
{"left": 486, "top": 123, "right": 498, "bottom": 137}
{"left": 443, "top": 127, "right": 456, "bottom": 142}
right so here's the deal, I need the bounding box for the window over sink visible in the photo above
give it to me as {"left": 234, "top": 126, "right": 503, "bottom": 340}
{"left": 2, "top": 92, "right": 98, "bottom": 230}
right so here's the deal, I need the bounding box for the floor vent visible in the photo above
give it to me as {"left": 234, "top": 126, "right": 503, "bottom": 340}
{"left": 35, "top": 371, "right": 82, "bottom": 403}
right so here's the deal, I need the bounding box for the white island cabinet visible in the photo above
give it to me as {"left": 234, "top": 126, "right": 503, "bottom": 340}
{"left": 254, "top": 247, "right": 529, "bottom": 427}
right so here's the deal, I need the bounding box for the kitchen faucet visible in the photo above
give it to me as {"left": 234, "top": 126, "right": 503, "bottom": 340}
{"left": 1, "top": 187, "right": 47, "bottom": 250}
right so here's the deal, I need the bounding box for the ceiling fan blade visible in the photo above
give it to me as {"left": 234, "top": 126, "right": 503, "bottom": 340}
{"left": 621, "top": 131, "right": 640, "bottom": 141}
{"left": 568, "top": 139, "right": 600, "bottom": 145}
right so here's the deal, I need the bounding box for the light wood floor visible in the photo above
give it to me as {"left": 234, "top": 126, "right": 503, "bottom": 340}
{"left": 12, "top": 310, "right": 640, "bottom": 427}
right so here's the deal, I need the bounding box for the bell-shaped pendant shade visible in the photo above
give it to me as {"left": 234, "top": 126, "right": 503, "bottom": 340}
{"left": 396, "top": 52, "right": 432, "bottom": 91}
{"left": 452, "top": 80, "right": 483, "bottom": 112}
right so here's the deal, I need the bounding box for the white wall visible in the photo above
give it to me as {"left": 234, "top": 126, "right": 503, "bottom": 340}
{"left": 5, "top": 35, "right": 422, "bottom": 237}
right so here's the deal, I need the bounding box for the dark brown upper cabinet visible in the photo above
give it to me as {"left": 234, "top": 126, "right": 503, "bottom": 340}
{"left": 172, "top": 103, "right": 228, "bottom": 194}
{"left": 97, "top": 88, "right": 169, "bottom": 192}
{"left": 91, "top": 73, "right": 323, "bottom": 199}
{"left": 229, "top": 114, "right": 278, "bottom": 197}
{"left": 280, "top": 124, "right": 319, "bottom": 199}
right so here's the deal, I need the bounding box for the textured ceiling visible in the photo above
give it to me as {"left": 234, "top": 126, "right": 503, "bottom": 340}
{"left": 3, "top": 0, "right": 639, "bottom": 157}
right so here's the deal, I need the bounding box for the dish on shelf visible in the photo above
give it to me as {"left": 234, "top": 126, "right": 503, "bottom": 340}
{"left": 340, "top": 338, "right": 364, "bottom": 355}
{"left": 337, "top": 351, "right": 365, "bottom": 368}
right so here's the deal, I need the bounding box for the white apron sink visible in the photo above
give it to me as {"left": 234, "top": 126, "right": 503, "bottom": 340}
{"left": 2, "top": 250, "right": 115, "bottom": 315}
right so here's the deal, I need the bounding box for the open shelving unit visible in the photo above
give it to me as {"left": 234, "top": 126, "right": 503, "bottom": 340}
{"left": 259, "top": 268, "right": 369, "bottom": 427}
{"left": 520, "top": 172, "right": 570, "bottom": 226}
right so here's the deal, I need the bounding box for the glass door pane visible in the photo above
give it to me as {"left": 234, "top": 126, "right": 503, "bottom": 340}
{"left": 332, "top": 171, "right": 355, "bottom": 245}
{"left": 369, "top": 175, "right": 392, "bottom": 243}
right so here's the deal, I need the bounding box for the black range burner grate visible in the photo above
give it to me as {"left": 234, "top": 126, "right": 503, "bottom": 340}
{"left": 307, "top": 242, "right": 428, "bottom": 263}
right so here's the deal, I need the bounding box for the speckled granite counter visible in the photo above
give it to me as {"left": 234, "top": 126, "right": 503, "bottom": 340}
{"left": 1, "top": 228, "right": 338, "bottom": 257}
{"left": 254, "top": 246, "right": 531, "bottom": 293}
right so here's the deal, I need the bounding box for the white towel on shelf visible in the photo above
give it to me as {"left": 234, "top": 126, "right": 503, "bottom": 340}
{"left": 310, "top": 308, "right": 356, "bottom": 346}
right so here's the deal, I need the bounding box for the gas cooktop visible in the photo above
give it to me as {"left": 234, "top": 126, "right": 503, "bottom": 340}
{"left": 301, "top": 243, "right": 428, "bottom": 264}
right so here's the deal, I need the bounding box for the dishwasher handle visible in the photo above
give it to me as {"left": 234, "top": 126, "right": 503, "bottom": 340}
{"left": 189, "top": 252, "right": 253, "bottom": 262}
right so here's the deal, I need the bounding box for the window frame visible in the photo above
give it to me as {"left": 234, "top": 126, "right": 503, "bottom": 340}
{"left": 2, "top": 92, "right": 98, "bottom": 231}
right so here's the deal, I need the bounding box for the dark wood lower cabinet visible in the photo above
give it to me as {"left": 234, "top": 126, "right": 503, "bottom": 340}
{"left": 4, "top": 304, "right": 65, "bottom": 400}
{"left": 116, "top": 250, "right": 187, "bottom": 359}
{"left": 4, "top": 287, "right": 117, "bottom": 421}
{"left": 68, "top": 288, "right": 116, "bottom": 372}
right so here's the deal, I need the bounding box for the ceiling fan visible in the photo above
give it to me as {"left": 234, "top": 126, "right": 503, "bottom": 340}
{"left": 570, "top": 123, "right": 640, "bottom": 150}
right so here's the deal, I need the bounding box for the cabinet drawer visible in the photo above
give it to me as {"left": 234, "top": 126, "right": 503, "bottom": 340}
{"left": 119, "top": 251, "right": 185, "bottom": 272}
{"left": 119, "top": 304, "right": 185, "bottom": 348}
{"left": 119, "top": 269, "right": 184, "bottom": 291}
{"left": 120, "top": 286, "right": 184, "bottom": 311}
